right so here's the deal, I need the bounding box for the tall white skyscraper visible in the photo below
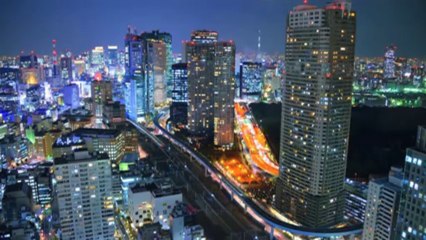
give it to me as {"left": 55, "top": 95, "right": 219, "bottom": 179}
{"left": 53, "top": 149, "right": 114, "bottom": 240}
{"left": 275, "top": 0, "right": 356, "bottom": 228}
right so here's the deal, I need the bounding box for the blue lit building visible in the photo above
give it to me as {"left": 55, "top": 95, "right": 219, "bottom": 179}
{"left": 144, "top": 31, "right": 172, "bottom": 108}
{"left": 384, "top": 45, "right": 397, "bottom": 80}
{"left": 398, "top": 126, "right": 426, "bottom": 240}
{"left": 124, "top": 30, "right": 172, "bottom": 120}
{"left": 62, "top": 84, "right": 80, "bottom": 109}
{"left": 124, "top": 32, "right": 143, "bottom": 77}
{"left": 124, "top": 69, "right": 152, "bottom": 122}
{"left": 107, "top": 45, "right": 119, "bottom": 66}
{"left": 19, "top": 54, "right": 38, "bottom": 69}
{"left": 170, "top": 63, "right": 188, "bottom": 125}
{"left": 239, "top": 61, "right": 263, "bottom": 101}
{"left": 0, "top": 68, "right": 20, "bottom": 82}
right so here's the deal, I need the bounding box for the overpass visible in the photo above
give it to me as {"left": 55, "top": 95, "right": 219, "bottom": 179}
{"left": 135, "top": 115, "right": 364, "bottom": 239}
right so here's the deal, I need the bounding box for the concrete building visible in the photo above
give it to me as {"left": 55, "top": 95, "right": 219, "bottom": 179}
{"left": 362, "top": 167, "right": 403, "bottom": 240}
{"left": 102, "top": 101, "right": 126, "bottom": 128}
{"left": 185, "top": 30, "right": 235, "bottom": 148}
{"left": 170, "top": 202, "right": 204, "bottom": 240}
{"left": 53, "top": 149, "right": 114, "bottom": 240}
{"left": 1, "top": 182, "right": 33, "bottom": 224}
{"left": 128, "top": 179, "right": 182, "bottom": 229}
{"left": 91, "top": 79, "right": 113, "bottom": 124}
{"left": 344, "top": 179, "right": 368, "bottom": 224}
{"left": 275, "top": 0, "right": 356, "bottom": 228}
{"left": 72, "top": 128, "right": 125, "bottom": 164}
{"left": 398, "top": 126, "right": 426, "bottom": 240}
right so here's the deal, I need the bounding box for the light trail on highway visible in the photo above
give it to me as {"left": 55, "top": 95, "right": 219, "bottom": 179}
{"left": 235, "top": 103, "right": 279, "bottom": 176}
{"left": 149, "top": 114, "right": 363, "bottom": 239}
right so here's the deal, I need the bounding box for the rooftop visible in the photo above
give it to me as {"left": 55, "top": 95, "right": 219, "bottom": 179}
{"left": 53, "top": 149, "right": 109, "bottom": 165}
{"left": 130, "top": 178, "right": 181, "bottom": 198}
{"left": 72, "top": 127, "right": 122, "bottom": 138}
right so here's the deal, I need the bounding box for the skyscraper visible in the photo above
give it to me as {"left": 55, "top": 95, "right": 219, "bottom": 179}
{"left": 170, "top": 63, "right": 188, "bottom": 125}
{"left": 362, "top": 167, "right": 403, "bottom": 240}
{"left": 60, "top": 52, "right": 73, "bottom": 82}
{"left": 91, "top": 79, "right": 113, "bottom": 124}
{"left": 275, "top": 0, "right": 356, "bottom": 228}
{"left": 185, "top": 30, "right": 235, "bottom": 148}
{"left": 124, "top": 31, "right": 143, "bottom": 76}
{"left": 124, "top": 69, "right": 146, "bottom": 122}
{"left": 398, "top": 126, "right": 426, "bottom": 240}
{"left": 124, "top": 30, "right": 172, "bottom": 120}
{"left": 53, "top": 149, "right": 114, "bottom": 240}
{"left": 141, "top": 30, "right": 173, "bottom": 108}
{"left": 239, "top": 61, "right": 263, "bottom": 101}
{"left": 90, "top": 46, "right": 105, "bottom": 71}
{"left": 106, "top": 45, "right": 119, "bottom": 66}
{"left": 384, "top": 45, "right": 397, "bottom": 80}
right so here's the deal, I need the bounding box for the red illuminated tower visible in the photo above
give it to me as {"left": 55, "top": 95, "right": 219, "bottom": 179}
{"left": 52, "top": 39, "right": 58, "bottom": 65}
{"left": 52, "top": 39, "right": 60, "bottom": 77}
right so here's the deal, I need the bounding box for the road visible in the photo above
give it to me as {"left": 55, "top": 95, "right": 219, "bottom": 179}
{"left": 151, "top": 115, "right": 363, "bottom": 239}
{"left": 128, "top": 119, "right": 267, "bottom": 239}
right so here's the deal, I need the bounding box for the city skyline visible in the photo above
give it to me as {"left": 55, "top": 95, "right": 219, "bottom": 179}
{"left": 1, "top": 0, "right": 426, "bottom": 57}
{"left": 0, "top": 0, "right": 425, "bottom": 239}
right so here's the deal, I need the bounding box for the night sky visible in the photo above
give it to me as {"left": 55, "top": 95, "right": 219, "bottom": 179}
{"left": 0, "top": 0, "right": 425, "bottom": 57}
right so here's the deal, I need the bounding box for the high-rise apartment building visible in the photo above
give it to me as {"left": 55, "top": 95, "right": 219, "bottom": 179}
{"left": 362, "top": 167, "right": 403, "bottom": 240}
{"left": 53, "top": 149, "right": 114, "bottom": 240}
{"left": 398, "top": 126, "right": 426, "bottom": 240}
{"left": 91, "top": 79, "right": 113, "bottom": 124}
{"left": 185, "top": 30, "right": 235, "bottom": 148}
{"left": 275, "top": 0, "right": 356, "bottom": 228}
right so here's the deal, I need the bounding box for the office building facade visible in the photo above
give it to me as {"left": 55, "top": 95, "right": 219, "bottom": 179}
{"left": 398, "top": 126, "right": 426, "bottom": 240}
{"left": 170, "top": 63, "right": 188, "bottom": 125}
{"left": 239, "top": 62, "right": 263, "bottom": 101}
{"left": 362, "top": 167, "right": 403, "bottom": 240}
{"left": 141, "top": 31, "right": 172, "bottom": 108}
